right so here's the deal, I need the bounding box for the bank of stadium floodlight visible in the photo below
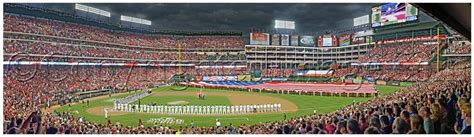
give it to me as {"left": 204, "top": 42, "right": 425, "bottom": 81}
{"left": 120, "top": 15, "right": 152, "bottom": 26}
{"left": 274, "top": 20, "right": 295, "bottom": 29}
{"left": 75, "top": 4, "right": 111, "bottom": 17}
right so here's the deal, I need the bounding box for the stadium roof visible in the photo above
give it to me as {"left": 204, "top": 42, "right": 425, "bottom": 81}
{"left": 374, "top": 22, "right": 442, "bottom": 36}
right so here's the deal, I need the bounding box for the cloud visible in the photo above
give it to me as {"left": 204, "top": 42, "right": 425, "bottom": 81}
{"left": 37, "top": 3, "right": 435, "bottom": 44}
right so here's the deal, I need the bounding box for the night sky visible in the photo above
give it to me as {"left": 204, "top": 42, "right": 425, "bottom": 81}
{"left": 33, "top": 3, "right": 435, "bottom": 41}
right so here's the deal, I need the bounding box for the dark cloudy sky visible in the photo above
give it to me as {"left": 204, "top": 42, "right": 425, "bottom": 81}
{"left": 32, "top": 3, "right": 435, "bottom": 40}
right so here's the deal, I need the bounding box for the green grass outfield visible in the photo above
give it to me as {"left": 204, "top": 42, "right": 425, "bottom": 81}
{"left": 133, "top": 95, "right": 232, "bottom": 106}
{"left": 54, "top": 85, "right": 401, "bottom": 128}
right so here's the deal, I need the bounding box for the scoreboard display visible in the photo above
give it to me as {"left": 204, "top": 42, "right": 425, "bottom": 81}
{"left": 371, "top": 3, "right": 418, "bottom": 27}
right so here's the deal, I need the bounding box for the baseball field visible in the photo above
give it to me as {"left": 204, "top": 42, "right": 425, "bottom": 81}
{"left": 50, "top": 85, "right": 402, "bottom": 128}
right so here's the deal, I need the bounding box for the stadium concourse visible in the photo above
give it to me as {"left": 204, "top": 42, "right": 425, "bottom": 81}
{"left": 2, "top": 3, "right": 472, "bottom": 135}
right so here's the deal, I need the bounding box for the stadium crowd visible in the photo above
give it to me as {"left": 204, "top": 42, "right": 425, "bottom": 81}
{"left": 3, "top": 40, "right": 210, "bottom": 61}
{"left": 4, "top": 65, "right": 470, "bottom": 134}
{"left": 445, "top": 43, "right": 471, "bottom": 54}
{"left": 359, "top": 44, "right": 436, "bottom": 63}
{"left": 4, "top": 15, "right": 244, "bottom": 50}
{"left": 3, "top": 7, "right": 471, "bottom": 135}
{"left": 260, "top": 69, "right": 295, "bottom": 78}
{"left": 333, "top": 67, "right": 433, "bottom": 82}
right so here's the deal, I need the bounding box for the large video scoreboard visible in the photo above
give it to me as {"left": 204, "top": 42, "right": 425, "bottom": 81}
{"left": 371, "top": 3, "right": 418, "bottom": 27}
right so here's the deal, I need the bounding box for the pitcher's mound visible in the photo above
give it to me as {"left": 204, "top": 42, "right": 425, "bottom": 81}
{"left": 167, "top": 101, "right": 189, "bottom": 105}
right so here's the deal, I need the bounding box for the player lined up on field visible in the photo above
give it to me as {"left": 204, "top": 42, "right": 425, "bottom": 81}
{"left": 113, "top": 103, "right": 282, "bottom": 114}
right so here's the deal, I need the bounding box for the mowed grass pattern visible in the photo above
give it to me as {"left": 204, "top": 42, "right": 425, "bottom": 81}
{"left": 55, "top": 85, "right": 401, "bottom": 128}
{"left": 134, "top": 95, "right": 232, "bottom": 106}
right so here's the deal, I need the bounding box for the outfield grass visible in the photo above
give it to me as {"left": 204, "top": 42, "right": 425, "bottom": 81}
{"left": 55, "top": 85, "right": 401, "bottom": 128}
{"left": 133, "top": 95, "right": 232, "bottom": 106}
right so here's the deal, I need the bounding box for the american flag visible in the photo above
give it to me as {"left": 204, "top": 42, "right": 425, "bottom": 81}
{"left": 209, "top": 76, "right": 217, "bottom": 81}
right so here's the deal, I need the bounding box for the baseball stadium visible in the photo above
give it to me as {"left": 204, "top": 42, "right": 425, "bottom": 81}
{"left": 2, "top": 2, "right": 472, "bottom": 135}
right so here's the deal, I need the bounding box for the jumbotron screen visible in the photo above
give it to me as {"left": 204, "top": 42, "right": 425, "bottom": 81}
{"left": 371, "top": 3, "right": 418, "bottom": 27}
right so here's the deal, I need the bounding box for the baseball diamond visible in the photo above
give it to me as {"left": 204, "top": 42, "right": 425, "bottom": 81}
{"left": 3, "top": 2, "right": 471, "bottom": 135}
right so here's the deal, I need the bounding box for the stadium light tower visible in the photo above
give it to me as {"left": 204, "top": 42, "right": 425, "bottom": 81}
{"left": 274, "top": 20, "right": 295, "bottom": 29}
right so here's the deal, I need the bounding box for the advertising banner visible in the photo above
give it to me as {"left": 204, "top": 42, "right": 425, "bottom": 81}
{"left": 272, "top": 78, "right": 288, "bottom": 81}
{"left": 364, "top": 77, "right": 375, "bottom": 84}
{"left": 261, "top": 78, "right": 272, "bottom": 81}
{"left": 378, "top": 35, "right": 446, "bottom": 44}
{"left": 250, "top": 32, "right": 270, "bottom": 45}
{"left": 281, "top": 34, "right": 290, "bottom": 46}
{"left": 387, "top": 81, "right": 400, "bottom": 86}
{"left": 332, "top": 35, "right": 338, "bottom": 46}
{"left": 300, "top": 36, "right": 315, "bottom": 46}
{"left": 237, "top": 75, "right": 252, "bottom": 81}
{"left": 323, "top": 35, "right": 333, "bottom": 47}
{"left": 339, "top": 33, "right": 351, "bottom": 46}
{"left": 291, "top": 35, "right": 299, "bottom": 46}
{"left": 376, "top": 80, "right": 387, "bottom": 85}
{"left": 317, "top": 36, "right": 323, "bottom": 47}
{"left": 352, "top": 76, "right": 363, "bottom": 84}
{"left": 271, "top": 34, "right": 280, "bottom": 45}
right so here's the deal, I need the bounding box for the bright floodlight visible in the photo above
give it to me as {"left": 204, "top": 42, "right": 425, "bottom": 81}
{"left": 121, "top": 15, "right": 152, "bottom": 25}
{"left": 275, "top": 20, "right": 295, "bottom": 29}
{"left": 353, "top": 15, "right": 369, "bottom": 26}
{"left": 75, "top": 4, "right": 111, "bottom": 17}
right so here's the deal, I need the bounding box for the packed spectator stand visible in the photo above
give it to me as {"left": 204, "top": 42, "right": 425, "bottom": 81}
{"left": 4, "top": 65, "right": 470, "bottom": 134}
{"left": 3, "top": 4, "right": 471, "bottom": 135}
{"left": 358, "top": 43, "right": 437, "bottom": 63}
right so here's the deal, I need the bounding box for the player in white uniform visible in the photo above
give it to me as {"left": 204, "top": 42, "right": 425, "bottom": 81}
{"left": 183, "top": 105, "right": 187, "bottom": 114}
{"left": 196, "top": 106, "right": 200, "bottom": 115}
{"left": 210, "top": 105, "right": 214, "bottom": 114}
{"left": 203, "top": 106, "right": 206, "bottom": 115}
{"left": 222, "top": 105, "right": 225, "bottom": 114}
{"left": 159, "top": 105, "right": 163, "bottom": 114}
{"left": 222, "top": 106, "right": 226, "bottom": 114}
{"left": 173, "top": 106, "right": 177, "bottom": 114}
{"left": 176, "top": 106, "right": 180, "bottom": 114}
{"left": 188, "top": 105, "right": 192, "bottom": 114}
{"left": 194, "top": 105, "right": 199, "bottom": 115}
{"left": 206, "top": 106, "right": 210, "bottom": 115}
{"left": 235, "top": 105, "right": 238, "bottom": 114}
{"left": 219, "top": 105, "right": 223, "bottom": 114}
{"left": 104, "top": 108, "right": 108, "bottom": 119}
{"left": 171, "top": 105, "right": 175, "bottom": 114}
